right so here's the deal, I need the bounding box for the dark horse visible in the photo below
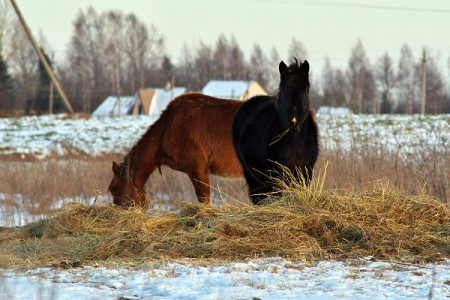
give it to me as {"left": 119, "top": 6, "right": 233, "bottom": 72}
{"left": 232, "top": 59, "right": 319, "bottom": 204}
{"left": 109, "top": 93, "right": 244, "bottom": 208}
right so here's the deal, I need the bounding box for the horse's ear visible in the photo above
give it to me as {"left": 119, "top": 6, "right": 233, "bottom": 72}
{"left": 300, "top": 60, "right": 310, "bottom": 74}
{"left": 279, "top": 61, "right": 288, "bottom": 76}
{"left": 112, "top": 161, "right": 120, "bottom": 177}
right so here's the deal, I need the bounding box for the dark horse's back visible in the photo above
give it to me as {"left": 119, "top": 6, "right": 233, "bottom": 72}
{"left": 232, "top": 95, "right": 319, "bottom": 204}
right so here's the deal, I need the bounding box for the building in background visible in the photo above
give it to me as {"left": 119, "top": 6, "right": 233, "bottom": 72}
{"left": 131, "top": 87, "right": 186, "bottom": 118}
{"left": 91, "top": 96, "right": 135, "bottom": 117}
{"left": 91, "top": 87, "right": 186, "bottom": 117}
{"left": 202, "top": 80, "right": 267, "bottom": 100}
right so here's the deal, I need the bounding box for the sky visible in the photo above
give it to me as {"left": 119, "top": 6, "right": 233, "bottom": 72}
{"left": 9, "top": 0, "right": 450, "bottom": 81}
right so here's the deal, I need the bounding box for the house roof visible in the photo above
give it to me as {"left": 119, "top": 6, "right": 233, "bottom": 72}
{"left": 202, "top": 80, "right": 253, "bottom": 99}
{"left": 91, "top": 96, "right": 135, "bottom": 117}
{"left": 149, "top": 87, "right": 186, "bottom": 117}
{"left": 92, "top": 87, "right": 187, "bottom": 117}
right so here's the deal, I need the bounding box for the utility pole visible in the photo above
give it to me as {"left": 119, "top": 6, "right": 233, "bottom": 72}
{"left": 170, "top": 74, "right": 175, "bottom": 100}
{"left": 9, "top": 0, "right": 74, "bottom": 114}
{"left": 420, "top": 48, "right": 427, "bottom": 115}
{"left": 49, "top": 81, "right": 54, "bottom": 114}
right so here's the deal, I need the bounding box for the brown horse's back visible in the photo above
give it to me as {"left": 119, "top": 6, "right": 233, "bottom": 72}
{"left": 159, "top": 93, "right": 243, "bottom": 177}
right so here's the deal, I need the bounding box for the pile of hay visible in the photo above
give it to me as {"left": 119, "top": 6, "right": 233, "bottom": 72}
{"left": 0, "top": 179, "right": 448, "bottom": 267}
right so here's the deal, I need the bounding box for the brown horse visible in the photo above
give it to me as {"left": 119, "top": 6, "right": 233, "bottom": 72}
{"left": 109, "top": 93, "right": 244, "bottom": 208}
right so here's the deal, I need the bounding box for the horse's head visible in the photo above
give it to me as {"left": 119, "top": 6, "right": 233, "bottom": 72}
{"left": 108, "top": 160, "right": 148, "bottom": 208}
{"left": 278, "top": 58, "right": 310, "bottom": 129}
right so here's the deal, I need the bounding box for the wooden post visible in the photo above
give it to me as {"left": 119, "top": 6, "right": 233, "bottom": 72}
{"left": 9, "top": 0, "right": 74, "bottom": 114}
{"left": 49, "top": 81, "right": 54, "bottom": 114}
{"left": 421, "top": 48, "right": 427, "bottom": 115}
{"left": 170, "top": 74, "right": 175, "bottom": 100}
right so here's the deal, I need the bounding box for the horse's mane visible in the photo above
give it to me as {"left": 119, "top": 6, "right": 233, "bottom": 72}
{"left": 120, "top": 134, "right": 149, "bottom": 177}
{"left": 289, "top": 59, "right": 301, "bottom": 71}
{"left": 287, "top": 58, "right": 304, "bottom": 74}
{"left": 118, "top": 134, "right": 145, "bottom": 176}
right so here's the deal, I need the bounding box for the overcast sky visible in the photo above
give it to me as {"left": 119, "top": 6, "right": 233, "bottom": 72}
{"left": 12, "top": 0, "right": 450, "bottom": 79}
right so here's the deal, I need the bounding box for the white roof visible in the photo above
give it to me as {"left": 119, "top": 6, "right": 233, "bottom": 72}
{"left": 202, "top": 80, "right": 252, "bottom": 99}
{"left": 147, "top": 87, "right": 187, "bottom": 117}
{"left": 92, "top": 96, "right": 135, "bottom": 117}
{"left": 317, "top": 106, "right": 353, "bottom": 115}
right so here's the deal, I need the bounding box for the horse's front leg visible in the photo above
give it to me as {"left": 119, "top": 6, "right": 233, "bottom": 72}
{"left": 187, "top": 167, "right": 211, "bottom": 204}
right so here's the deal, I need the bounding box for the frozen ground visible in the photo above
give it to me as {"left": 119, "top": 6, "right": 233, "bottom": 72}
{"left": 0, "top": 193, "right": 97, "bottom": 227}
{"left": 0, "top": 114, "right": 449, "bottom": 159}
{"left": 1, "top": 114, "right": 449, "bottom": 299}
{"left": 1, "top": 258, "right": 449, "bottom": 300}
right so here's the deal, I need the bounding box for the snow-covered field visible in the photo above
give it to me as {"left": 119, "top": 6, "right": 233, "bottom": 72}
{"left": 1, "top": 258, "right": 449, "bottom": 300}
{"left": 0, "top": 114, "right": 449, "bottom": 159}
{"left": 1, "top": 114, "right": 449, "bottom": 299}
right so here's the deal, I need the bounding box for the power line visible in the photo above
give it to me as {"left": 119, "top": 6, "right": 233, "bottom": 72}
{"left": 245, "top": 0, "right": 450, "bottom": 14}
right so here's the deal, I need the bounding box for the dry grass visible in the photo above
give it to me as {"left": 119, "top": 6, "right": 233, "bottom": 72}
{"left": 0, "top": 144, "right": 447, "bottom": 224}
{"left": 318, "top": 133, "right": 449, "bottom": 204}
{"left": 0, "top": 154, "right": 248, "bottom": 218}
{"left": 1, "top": 169, "right": 448, "bottom": 268}
{"left": 0, "top": 130, "right": 448, "bottom": 268}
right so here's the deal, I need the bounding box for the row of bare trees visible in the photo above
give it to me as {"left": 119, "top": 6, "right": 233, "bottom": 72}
{"left": 0, "top": 3, "right": 449, "bottom": 115}
{"left": 323, "top": 41, "right": 449, "bottom": 114}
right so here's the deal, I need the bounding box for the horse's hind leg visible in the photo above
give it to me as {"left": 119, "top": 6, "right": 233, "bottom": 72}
{"left": 186, "top": 167, "right": 211, "bottom": 204}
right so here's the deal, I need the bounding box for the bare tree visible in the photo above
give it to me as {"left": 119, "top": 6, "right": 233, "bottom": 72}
{"left": 228, "top": 35, "right": 247, "bottom": 80}
{"left": 211, "top": 34, "right": 247, "bottom": 80}
{"left": 249, "top": 43, "right": 270, "bottom": 90}
{"left": 0, "top": 53, "right": 14, "bottom": 115}
{"left": 288, "top": 38, "right": 308, "bottom": 62}
{"left": 6, "top": 18, "right": 38, "bottom": 114}
{"left": 133, "top": 23, "right": 165, "bottom": 89}
{"left": 212, "top": 34, "right": 230, "bottom": 79}
{"left": 334, "top": 70, "right": 348, "bottom": 107}
{"left": 124, "top": 13, "right": 144, "bottom": 93}
{"left": 347, "top": 39, "right": 376, "bottom": 113}
{"left": 0, "top": 0, "right": 13, "bottom": 56}
{"left": 266, "top": 47, "right": 281, "bottom": 93}
{"left": 397, "top": 44, "right": 415, "bottom": 114}
{"left": 61, "top": 7, "right": 108, "bottom": 112}
{"left": 0, "top": 0, "right": 15, "bottom": 114}
{"left": 123, "top": 13, "right": 164, "bottom": 93}
{"left": 62, "top": 7, "right": 166, "bottom": 112}
{"left": 65, "top": 9, "right": 92, "bottom": 112}
{"left": 104, "top": 11, "right": 126, "bottom": 108}
{"left": 375, "top": 52, "right": 395, "bottom": 114}
{"left": 176, "top": 43, "right": 196, "bottom": 90}
{"left": 194, "top": 41, "right": 214, "bottom": 90}
{"left": 416, "top": 53, "right": 448, "bottom": 114}
{"left": 321, "top": 57, "right": 347, "bottom": 107}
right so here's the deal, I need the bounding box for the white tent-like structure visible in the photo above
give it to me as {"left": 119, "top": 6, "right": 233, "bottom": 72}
{"left": 91, "top": 96, "right": 135, "bottom": 117}
{"left": 202, "top": 80, "right": 267, "bottom": 100}
{"left": 132, "top": 87, "right": 187, "bottom": 118}
{"left": 91, "top": 87, "right": 187, "bottom": 118}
